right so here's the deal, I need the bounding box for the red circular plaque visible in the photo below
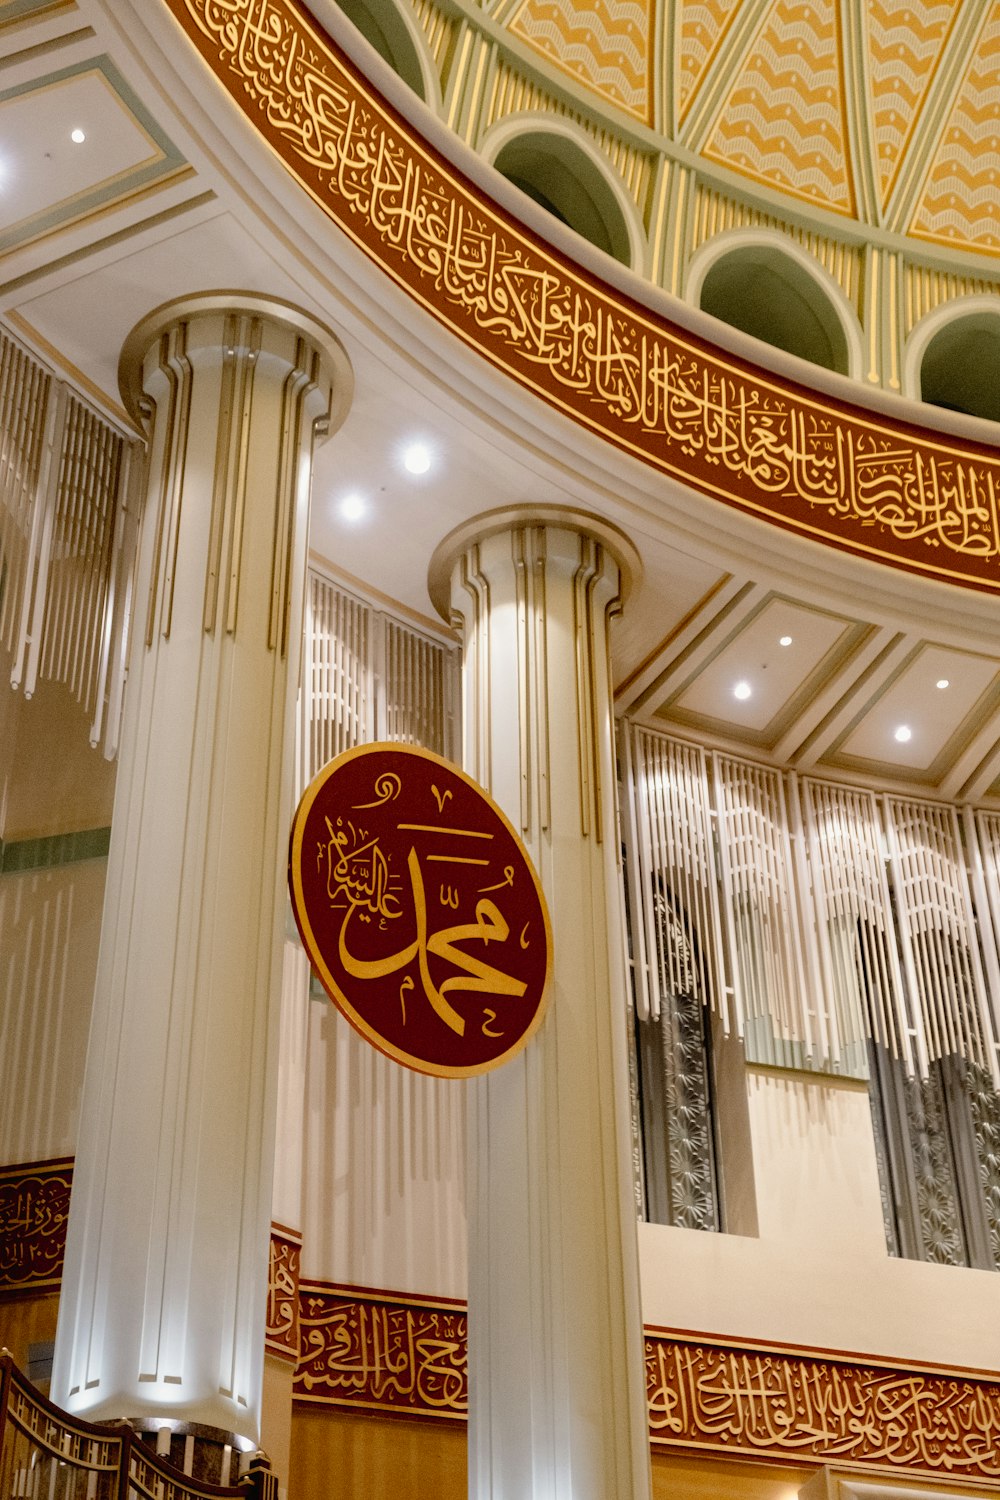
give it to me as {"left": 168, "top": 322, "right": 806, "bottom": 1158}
{"left": 289, "top": 744, "right": 552, "bottom": 1077}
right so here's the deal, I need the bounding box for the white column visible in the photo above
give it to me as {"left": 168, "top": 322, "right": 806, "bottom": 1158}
{"left": 51, "top": 295, "right": 351, "bottom": 1445}
{"left": 430, "top": 508, "right": 652, "bottom": 1500}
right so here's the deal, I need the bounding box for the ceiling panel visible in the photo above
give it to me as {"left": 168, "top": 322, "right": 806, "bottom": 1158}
{"left": 0, "top": 57, "right": 186, "bottom": 255}
{"left": 831, "top": 644, "right": 1000, "bottom": 773}
{"left": 661, "top": 595, "right": 860, "bottom": 739}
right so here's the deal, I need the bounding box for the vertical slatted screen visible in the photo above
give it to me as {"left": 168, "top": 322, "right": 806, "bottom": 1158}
{"left": 37, "top": 396, "right": 123, "bottom": 713}
{"left": 623, "top": 722, "right": 1000, "bottom": 1082}
{"left": 301, "top": 567, "right": 457, "bottom": 792}
{"left": 0, "top": 334, "right": 49, "bottom": 657}
{"left": 801, "top": 779, "right": 908, "bottom": 1075}
{"left": 0, "top": 325, "right": 134, "bottom": 757}
{"left": 713, "top": 752, "right": 808, "bottom": 1067}
{"left": 623, "top": 723, "right": 724, "bottom": 1024}
{"left": 886, "top": 798, "right": 998, "bottom": 1084}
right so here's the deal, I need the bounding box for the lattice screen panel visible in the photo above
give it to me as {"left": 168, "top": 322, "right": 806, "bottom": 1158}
{"left": 885, "top": 798, "right": 998, "bottom": 1084}
{"left": 623, "top": 722, "right": 723, "bottom": 1025}
{"left": 37, "top": 395, "right": 124, "bottom": 714}
{"left": 623, "top": 722, "right": 1000, "bottom": 1082}
{"left": 302, "top": 571, "right": 375, "bottom": 788}
{"left": 713, "top": 752, "right": 808, "bottom": 1066}
{"left": 383, "top": 615, "right": 453, "bottom": 756}
{"left": 300, "top": 567, "right": 457, "bottom": 794}
{"left": 800, "top": 778, "right": 909, "bottom": 1074}
{"left": 0, "top": 325, "right": 134, "bottom": 756}
{"left": 0, "top": 333, "right": 49, "bottom": 657}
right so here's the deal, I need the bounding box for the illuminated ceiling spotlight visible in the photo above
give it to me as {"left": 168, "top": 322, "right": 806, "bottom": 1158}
{"left": 779, "top": 635, "right": 792, "bottom": 647}
{"left": 402, "top": 442, "right": 431, "bottom": 475}
{"left": 70, "top": 128, "right": 86, "bottom": 144}
{"left": 733, "top": 680, "right": 752, "bottom": 701}
{"left": 936, "top": 678, "right": 950, "bottom": 690}
{"left": 339, "top": 492, "right": 366, "bottom": 522}
{"left": 894, "top": 724, "right": 912, "bottom": 744}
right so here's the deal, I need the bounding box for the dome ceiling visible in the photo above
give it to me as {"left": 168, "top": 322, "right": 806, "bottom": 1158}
{"left": 495, "top": 0, "right": 1000, "bottom": 256}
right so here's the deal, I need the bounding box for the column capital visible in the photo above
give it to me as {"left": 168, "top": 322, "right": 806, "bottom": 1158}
{"left": 118, "top": 290, "right": 353, "bottom": 436}
{"left": 427, "top": 503, "right": 642, "bottom": 622}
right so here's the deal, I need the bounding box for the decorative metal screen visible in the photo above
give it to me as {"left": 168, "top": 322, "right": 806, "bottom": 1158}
{"left": 800, "top": 778, "right": 908, "bottom": 1076}
{"left": 622, "top": 723, "right": 1000, "bottom": 1084}
{"left": 885, "top": 797, "right": 998, "bottom": 1085}
{"left": 300, "top": 566, "right": 457, "bottom": 790}
{"left": 622, "top": 722, "right": 723, "bottom": 1024}
{"left": 0, "top": 325, "right": 135, "bottom": 756}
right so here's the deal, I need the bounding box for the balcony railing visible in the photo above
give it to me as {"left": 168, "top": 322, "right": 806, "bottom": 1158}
{"left": 0, "top": 1353, "right": 276, "bottom": 1500}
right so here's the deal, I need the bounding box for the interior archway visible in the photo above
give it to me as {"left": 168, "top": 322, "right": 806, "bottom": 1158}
{"left": 920, "top": 313, "right": 1000, "bottom": 423}
{"left": 334, "top": 0, "right": 427, "bottom": 99}
{"left": 697, "top": 244, "right": 852, "bottom": 375}
{"left": 492, "top": 130, "right": 634, "bottom": 267}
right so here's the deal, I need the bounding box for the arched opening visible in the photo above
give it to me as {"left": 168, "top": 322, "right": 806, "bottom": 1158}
{"left": 920, "top": 314, "right": 1000, "bottom": 423}
{"left": 334, "top": 0, "right": 427, "bottom": 100}
{"left": 492, "top": 131, "right": 634, "bottom": 267}
{"left": 698, "top": 244, "right": 851, "bottom": 375}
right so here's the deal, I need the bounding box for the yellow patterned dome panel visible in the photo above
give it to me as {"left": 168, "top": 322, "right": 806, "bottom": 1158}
{"left": 508, "top": 0, "right": 652, "bottom": 122}
{"left": 702, "top": 0, "right": 854, "bottom": 217}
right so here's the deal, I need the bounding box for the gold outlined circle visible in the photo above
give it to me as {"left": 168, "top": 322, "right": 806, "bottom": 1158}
{"left": 289, "top": 742, "right": 553, "bottom": 1077}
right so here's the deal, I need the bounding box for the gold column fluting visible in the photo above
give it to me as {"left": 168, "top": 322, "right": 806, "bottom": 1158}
{"left": 51, "top": 295, "right": 351, "bottom": 1457}
{"left": 430, "top": 507, "right": 652, "bottom": 1500}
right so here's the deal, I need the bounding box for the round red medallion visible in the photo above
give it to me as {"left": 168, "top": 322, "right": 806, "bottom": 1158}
{"left": 289, "top": 744, "right": 552, "bottom": 1076}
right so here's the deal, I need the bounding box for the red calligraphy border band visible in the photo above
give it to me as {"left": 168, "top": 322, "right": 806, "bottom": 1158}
{"left": 0, "top": 1158, "right": 73, "bottom": 1292}
{"left": 644, "top": 1326, "right": 1000, "bottom": 1479}
{"left": 4, "top": 1173, "right": 1000, "bottom": 1485}
{"left": 295, "top": 1281, "right": 467, "bottom": 1420}
{"left": 291, "top": 1284, "right": 1000, "bottom": 1482}
{"left": 265, "top": 1222, "right": 302, "bottom": 1362}
{"left": 168, "top": 0, "right": 1000, "bottom": 595}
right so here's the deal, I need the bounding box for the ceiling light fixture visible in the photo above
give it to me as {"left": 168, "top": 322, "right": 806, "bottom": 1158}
{"left": 70, "top": 129, "right": 86, "bottom": 144}
{"left": 733, "top": 680, "right": 752, "bottom": 701}
{"left": 936, "top": 678, "right": 950, "bottom": 690}
{"left": 402, "top": 443, "right": 431, "bottom": 475}
{"left": 894, "top": 725, "right": 912, "bottom": 743}
{"left": 779, "top": 635, "right": 792, "bottom": 647}
{"left": 340, "top": 492, "right": 366, "bottom": 522}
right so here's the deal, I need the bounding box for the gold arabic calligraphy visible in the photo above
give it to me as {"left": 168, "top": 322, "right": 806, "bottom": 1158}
{"left": 0, "top": 1162, "right": 72, "bottom": 1290}
{"left": 177, "top": 0, "right": 1000, "bottom": 590}
{"left": 322, "top": 814, "right": 527, "bottom": 1038}
{"left": 290, "top": 1287, "right": 1000, "bottom": 1476}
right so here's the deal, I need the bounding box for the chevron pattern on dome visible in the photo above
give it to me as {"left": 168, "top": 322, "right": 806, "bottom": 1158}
{"left": 909, "top": 2, "right": 1000, "bottom": 254}
{"left": 677, "top": 0, "right": 740, "bottom": 120}
{"left": 866, "top": 0, "right": 960, "bottom": 210}
{"left": 508, "top": 0, "right": 651, "bottom": 122}
{"left": 703, "top": 0, "right": 853, "bottom": 215}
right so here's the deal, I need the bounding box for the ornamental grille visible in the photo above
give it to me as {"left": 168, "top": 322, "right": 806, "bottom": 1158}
{"left": 622, "top": 721, "right": 1000, "bottom": 1084}
{"left": 0, "top": 325, "right": 136, "bottom": 756}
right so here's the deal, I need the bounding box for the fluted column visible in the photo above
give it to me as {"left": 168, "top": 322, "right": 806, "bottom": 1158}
{"left": 51, "top": 295, "right": 351, "bottom": 1448}
{"left": 430, "top": 508, "right": 652, "bottom": 1500}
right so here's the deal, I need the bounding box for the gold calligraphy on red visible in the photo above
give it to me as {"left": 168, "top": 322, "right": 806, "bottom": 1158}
{"left": 295, "top": 1284, "right": 467, "bottom": 1417}
{"left": 266, "top": 1225, "right": 302, "bottom": 1362}
{"left": 0, "top": 1159, "right": 73, "bottom": 1291}
{"left": 289, "top": 745, "right": 551, "bottom": 1076}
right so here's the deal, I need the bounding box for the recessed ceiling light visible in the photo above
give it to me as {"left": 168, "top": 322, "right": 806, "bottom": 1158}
{"left": 340, "top": 492, "right": 366, "bottom": 522}
{"left": 894, "top": 725, "right": 912, "bottom": 744}
{"left": 936, "top": 678, "right": 950, "bottom": 690}
{"left": 779, "top": 635, "right": 792, "bottom": 647}
{"left": 70, "top": 129, "right": 86, "bottom": 144}
{"left": 402, "top": 443, "right": 431, "bottom": 475}
{"left": 733, "top": 680, "right": 752, "bottom": 701}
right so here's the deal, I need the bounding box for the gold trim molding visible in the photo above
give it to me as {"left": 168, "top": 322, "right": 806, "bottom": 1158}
{"left": 166, "top": 0, "right": 1000, "bottom": 595}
